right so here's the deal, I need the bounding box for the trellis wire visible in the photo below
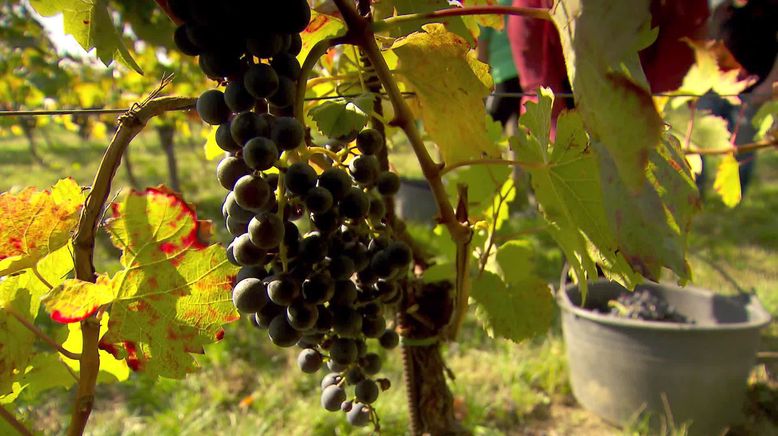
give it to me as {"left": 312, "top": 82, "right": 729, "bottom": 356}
{"left": 0, "top": 91, "right": 765, "bottom": 117}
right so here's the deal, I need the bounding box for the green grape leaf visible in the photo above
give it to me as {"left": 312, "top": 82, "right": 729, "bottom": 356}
{"left": 42, "top": 187, "right": 239, "bottom": 379}
{"left": 595, "top": 135, "right": 697, "bottom": 280}
{"left": 753, "top": 100, "right": 778, "bottom": 141}
{"left": 0, "top": 178, "right": 84, "bottom": 277}
{"left": 308, "top": 93, "right": 376, "bottom": 139}
{"left": 299, "top": 11, "right": 346, "bottom": 63}
{"left": 663, "top": 104, "right": 732, "bottom": 152}
{"left": 551, "top": 0, "right": 663, "bottom": 191}
{"left": 29, "top": 0, "right": 143, "bottom": 74}
{"left": 1, "top": 353, "right": 76, "bottom": 405}
{"left": 470, "top": 269, "right": 553, "bottom": 343}
{"left": 483, "top": 179, "right": 516, "bottom": 232}
{"left": 421, "top": 263, "right": 456, "bottom": 283}
{"left": 0, "top": 246, "right": 74, "bottom": 396}
{"left": 713, "top": 154, "right": 741, "bottom": 208}
{"left": 512, "top": 88, "right": 640, "bottom": 292}
{"left": 392, "top": 24, "right": 499, "bottom": 164}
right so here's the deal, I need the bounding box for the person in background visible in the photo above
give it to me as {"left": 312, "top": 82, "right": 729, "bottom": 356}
{"left": 697, "top": 0, "right": 778, "bottom": 197}
{"left": 477, "top": 0, "right": 522, "bottom": 132}
{"left": 506, "top": 0, "right": 709, "bottom": 116}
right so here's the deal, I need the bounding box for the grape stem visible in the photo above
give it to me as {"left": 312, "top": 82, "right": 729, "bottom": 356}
{"left": 440, "top": 157, "right": 544, "bottom": 175}
{"left": 70, "top": 81, "right": 195, "bottom": 436}
{"left": 294, "top": 36, "right": 352, "bottom": 124}
{"left": 684, "top": 137, "right": 777, "bottom": 155}
{"left": 372, "top": 5, "right": 551, "bottom": 32}
{"left": 4, "top": 305, "right": 82, "bottom": 361}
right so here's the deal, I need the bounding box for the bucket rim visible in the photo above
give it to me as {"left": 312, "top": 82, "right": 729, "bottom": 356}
{"left": 557, "top": 279, "right": 773, "bottom": 331}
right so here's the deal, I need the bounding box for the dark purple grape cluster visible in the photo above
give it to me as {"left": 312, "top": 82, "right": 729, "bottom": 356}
{"left": 608, "top": 288, "right": 691, "bottom": 323}
{"left": 172, "top": 1, "right": 408, "bottom": 427}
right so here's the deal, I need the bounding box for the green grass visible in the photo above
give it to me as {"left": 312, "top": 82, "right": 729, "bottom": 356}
{"left": 1, "top": 126, "right": 776, "bottom": 435}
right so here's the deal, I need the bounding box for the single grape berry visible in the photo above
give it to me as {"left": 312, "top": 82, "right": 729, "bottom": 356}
{"left": 346, "top": 367, "right": 366, "bottom": 385}
{"left": 267, "top": 275, "right": 300, "bottom": 306}
{"left": 340, "top": 188, "right": 370, "bottom": 219}
{"left": 225, "top": 216, "right": 249, "bottom": 237}
{"left": 329, "top": 256, "right": 355, "bottom": 281}
{"left": 232, "top": 278, "right": 268, "bottom": 313}
{"left": 174, "top": 24, "right": 200, "bottom": 56}
{"left": 268, "top": 76, "right": 295, "bottom": 108}
{"left": 226, "top": 241, "right": 239, "bottom": 266}
{"left": 376, "top": 171, "right": 401, "bottom": 196}
{"left": 362, "top": 315, "right": 386, "bottom": 338}
{"left": 349, "top": 155, "right": 380, "bottom": 185}
{"left": 255, "top": 302, "right": 284, "bottom": 329}
{"left": 318, "top": 168, "right": 352, "bottom": 200}
{"left": 246, "top": 32, "right": 285, "bottom": 59}
{"left": 297, "top": 348, "right": 323, "bottom": 373}
{"left": 224, "top": 80, "right": 256, "bottom": 113}
{"left": 288, "top": 33, "right": 302, "bottom": 55}
{"left": 332, "top": 306, "right": 363, "bottom": 338}
{"left": 386, "top": 240, "right": 413, "bottom": 269}
{"left": 340, "top": 400, "right": 353, "bottom": 413}
{"left": 331, "top": 280, "right": 358, "bottom": 307}
{"left": 224, "top": 191, "right": 255, "bottom": 221}
{"left": 329, "top": 337, "right": 358, "bottom": 365}
{"left": 321, "top": 385, "right": 346, "bottom": 412}
{"left": 285, "top": 162, "right": 317, "bottom": 196}
{"left": 379, "top": 329, "right": 400, "bottom": 349}
{"left": 302, "top": 271, "right": 335, "bottom": 305}
{"left": 244, "top": 64, "right": 279, "bottom": 99}
{"left": 271, "top": 117, "right": 305, "bottom": 151}
{"left": 197, "top": 89, "right": 231, "bottom": 125}
{"left": 233, "top": 174, "right": 271, "bottom": 211}
{"left": 243, "top": 137, "right": 279, "bottom": 171}
{"left": 216, "top": 122, "right": 241, "bottom": 153}
{"left": 236, "top": 265, "right": 268, "bottom": 284}
{"left": 271, "top": 52, "right": 302, "bottom": 80}
{"left": 216, "top": 156, "right": 251, "bottom": 190}
{"left": 299, "top": 232, "right": 327, "bottom": 263}
{"left": 360, "top": 353, "right": 382, "bottom": 375}
{"left": 305, "top": 187, "right": 334, "bottom": 214}
{"left": 311, "top": 209, "right": 339, "bottom": 233}
{"left": 198, "top": 51, "right": 241, "bottom": 79}
{"left": 248, "top": 212, "right": 285, "bottom": 249}
{"left": 346, "top": 403, "right": 371, "bottom": 427}
{"left": 321, "top": 372, "right": 342, "bottom": 390}
{"left": 368, "top": 196, "right": 386, "bottom": 221}
{"left": 356, "top": 129, "right": 384, "bottom": 155}
{"left": 287, "top": 300, "right": 319, "bottom": 331}
{"left": 268, "top": 314, "right": 302, "bottom": 347}
{"left": 355, "top": 379, "right": 379, "bottom": 404}
{"left": 231, "top": 111, "right": 270, "bottom": 146}
{"left": 232, "top": 234, "right": 267, "bottom": 266}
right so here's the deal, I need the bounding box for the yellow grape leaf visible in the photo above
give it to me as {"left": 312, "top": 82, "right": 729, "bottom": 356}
{"left": 203, "top": 125, "right": 222, "bottom": 161}
{"left": 61, "top": 313, "right": 130, "bottom": 383}
{"left": 43, "top": 276, "right": 114, "bottom": 323}
{"left": 392, "top": 24, "right": 498, "bottom": 164}
{"left": 0, "top": 178, "right": 84, "bottom": 277}
{"left": 0, "top": 246, "right": 73, "bottom": 396}
{"left": 96, "top": 187, "right": 238, "bottom": 378}
{"left": 299, "top": 11, "right": 345, "bottom": 62}
{"left": 713, "top": 154, "right": 741, "bottom": 208}
{"left": 551, "top": 0, "right": 663, "bottom": 191}
{"left": 671, "top": 39, "right": 754, "bottom": 107}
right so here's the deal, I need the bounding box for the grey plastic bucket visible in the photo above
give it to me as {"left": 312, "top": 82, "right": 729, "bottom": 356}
{"left": 558, "top": 280, "right": 772, "bottom": 435}
{"left": 395, "top": 178, "right": 437, "bottom": 223}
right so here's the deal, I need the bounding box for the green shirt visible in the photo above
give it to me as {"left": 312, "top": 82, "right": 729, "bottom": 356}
{"left": 480, "top": 0, "right": 518, "bottom": 84}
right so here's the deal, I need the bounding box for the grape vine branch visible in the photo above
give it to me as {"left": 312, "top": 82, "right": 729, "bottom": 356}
{"left": 68, "top": 90, "right": 196, "bottom": 436}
